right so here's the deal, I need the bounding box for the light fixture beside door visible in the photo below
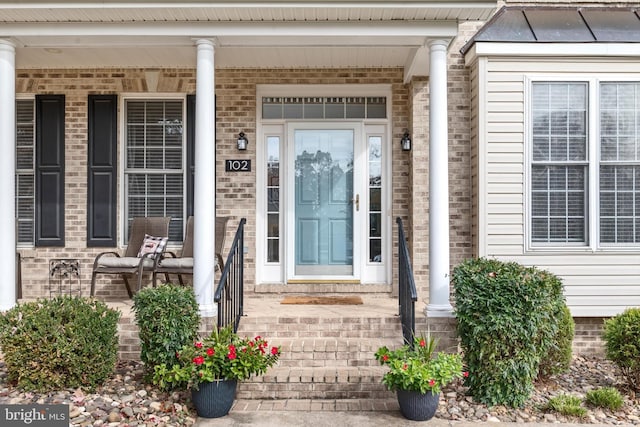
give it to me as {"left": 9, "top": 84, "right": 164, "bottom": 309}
{"left": 237, "top": 132, "right": 248, "bottom": 151}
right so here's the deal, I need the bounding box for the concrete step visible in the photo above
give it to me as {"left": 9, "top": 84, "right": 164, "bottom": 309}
{"left": 237, "top": 366, "right": 391, "bottom": 400}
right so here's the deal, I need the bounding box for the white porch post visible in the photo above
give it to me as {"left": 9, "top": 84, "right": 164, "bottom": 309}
{"left": 426, "top": 39, "right": 453, "bottom": 317}
{"left": 193, "top": 39, "right": 217, "bottom": 317}
{"left": 0, "top": 40, "right": 16, "bottom": 311}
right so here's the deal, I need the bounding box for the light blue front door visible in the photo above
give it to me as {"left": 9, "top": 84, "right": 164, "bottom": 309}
{"left": 294, "top": 129, "right": 354, "bottom": 275}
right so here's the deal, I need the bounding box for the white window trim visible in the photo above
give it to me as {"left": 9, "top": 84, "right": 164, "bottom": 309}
{"left": 119, "top": 93, "right": 187, "bottom": 248}
{"left": 525, "top": 75, "right": 640, "bottom": 253}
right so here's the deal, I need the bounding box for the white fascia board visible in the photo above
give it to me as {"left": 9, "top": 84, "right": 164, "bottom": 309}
{"left": 465, "top": 42, "right": 640, "bottom": 65}
{"left": 1, "top": 20, "right": 458, "bottom": 41}
{"left": 0, "top": 1, "right": 498, "bottom": 10}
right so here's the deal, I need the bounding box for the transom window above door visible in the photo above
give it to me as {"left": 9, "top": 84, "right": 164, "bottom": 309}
{"left": 262, "top": 97, "right": 386, "bottom": 120}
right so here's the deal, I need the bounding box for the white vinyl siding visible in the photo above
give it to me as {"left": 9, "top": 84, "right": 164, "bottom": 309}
{"left": 470, "top": 56, "right": 640, "bottom": 316}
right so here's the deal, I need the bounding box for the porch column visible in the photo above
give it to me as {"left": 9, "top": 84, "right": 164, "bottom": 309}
{"left": 193, "top": 39, "right": 217, "bottom": 317}
{"left": 426, "top": 39, "right": 453, "bottom": 317}
{"left": 0, "top": 40, "right": 16, "bottom": 311}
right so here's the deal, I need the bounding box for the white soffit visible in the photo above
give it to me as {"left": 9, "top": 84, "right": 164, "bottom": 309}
{"left": 0, "top": 1, "right": 498, "bottom": 22}
{"left": 0, "top": 1, "right": 498, "bottom": 74}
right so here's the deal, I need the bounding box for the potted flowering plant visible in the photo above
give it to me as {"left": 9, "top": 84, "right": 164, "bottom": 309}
{"left": 152, "top": 325, "right": 280, "bottom": 418}
{"left": 375, "top": 336, "right": 466, "bottom": 421}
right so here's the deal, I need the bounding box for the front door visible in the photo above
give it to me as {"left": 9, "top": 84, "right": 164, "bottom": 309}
{"left": 287, "top": 124, "right": 361, "bottom": 280}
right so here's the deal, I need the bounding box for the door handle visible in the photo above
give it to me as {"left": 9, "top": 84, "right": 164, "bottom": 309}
{"left": 353, "top": 194, "right": 359, "bottom": 211}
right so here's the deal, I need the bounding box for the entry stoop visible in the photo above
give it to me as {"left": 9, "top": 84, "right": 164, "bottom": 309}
{"left": 234, "top": 295, "right": 403, "bottom": 404}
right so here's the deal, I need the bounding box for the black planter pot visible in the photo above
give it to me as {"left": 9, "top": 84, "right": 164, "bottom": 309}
{"left": 396, "top": 389, "right": 440, "bottom": 421}
{"left": 191, "top": 379, "right": 238, "bottom": 418}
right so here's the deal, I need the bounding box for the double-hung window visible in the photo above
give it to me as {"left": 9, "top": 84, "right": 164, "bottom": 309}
{"left": 124, "top": 99, "right": 185, "bottom": 242}
{"left": 529, "top": 80, "right": 640, "bottom": 248}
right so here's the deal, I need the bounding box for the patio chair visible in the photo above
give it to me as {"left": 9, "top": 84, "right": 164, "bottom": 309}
{"left": 90, "top": 217, "right": 171, "bottom": 298}
{"left": 153, "top": 216, "right": 230, "bottom": 286}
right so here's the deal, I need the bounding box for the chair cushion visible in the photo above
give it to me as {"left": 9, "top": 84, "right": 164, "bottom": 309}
{"left": 158, "top": 257, "right": 194, "bottom": 269}
{"left": 98, "top": 256, "right": 155, "bottom": 268}
{"left": 138, "top": 234, "right": 169, "bottom": 259}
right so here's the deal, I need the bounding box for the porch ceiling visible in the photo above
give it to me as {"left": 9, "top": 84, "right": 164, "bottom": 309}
{"left": 0, "top": 1, "right": 497, "bottom": 79}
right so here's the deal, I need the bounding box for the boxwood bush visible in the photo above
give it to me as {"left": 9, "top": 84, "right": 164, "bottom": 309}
{"left": 603, "top": 307, "right": 640, "bottom": 391}
{"left": 452, "top": 257, "right": 566, "bottom": 407}
{"left": 538, "top": 303, "right": 575, "bottom": 379}
{"left": 0, "top": 296, "right": 120, "bottom": 391}
{"left": 132, "top": 283, "right": 200, "bottom": 381}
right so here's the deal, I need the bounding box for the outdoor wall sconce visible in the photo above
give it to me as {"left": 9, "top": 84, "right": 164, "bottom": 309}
{"left": 237, "top": 132, "right": 248, "bottom": 151}
{"left": 401, "top": 132, "right": 412, "bottom": 151}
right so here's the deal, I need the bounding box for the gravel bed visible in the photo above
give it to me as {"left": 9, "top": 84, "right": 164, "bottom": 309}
{"left": 1, "top": 355, "right": 639, "bottom": 426}
{"left": 438, "top": 355, "right": 640, "bottom": 424}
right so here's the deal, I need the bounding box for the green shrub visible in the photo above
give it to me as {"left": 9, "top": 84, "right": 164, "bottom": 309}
{"left": 538, "top": 303, "right": 575, "bottom": 379}
{"left": 585, "top": 387, "right": 624, "bottom": 411}
{"left": 545, "top": 394, "right": 587, "bottom": 418}
{"left": 603, "top": 308, "right": 640, "bottom": 391}
{"left": 132, "top": 284, "right": 200, "bottom": 381}
{"left": 0, "top": 296, "right": 120, "bottom": 391}
{"left": 452, "top": 257, "right": 565, "bottom": 407}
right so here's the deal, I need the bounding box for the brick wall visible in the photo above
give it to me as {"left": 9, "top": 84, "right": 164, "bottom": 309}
{"left": 15, "top": 67, "right": 411, "bottom": 299}
{"left": 414, "top": 314, "right": 607, "bottom": 359}
{"left": 573, "top": 317, "right": 606, "bottom": 356}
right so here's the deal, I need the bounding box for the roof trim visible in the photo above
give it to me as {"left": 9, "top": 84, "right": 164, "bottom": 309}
{"left": 461, "top": 6, "right": 640, "bottom": 55}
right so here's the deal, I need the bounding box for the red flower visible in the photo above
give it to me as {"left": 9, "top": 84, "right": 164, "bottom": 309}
{"left": 382, "top": 354, "right": 389, "bottom": 362}
{"left": 248, "top": 341, "right": 254, "bottom": 347}
{"left": 194, "top": 341, "right": 203, "bottom": 349}
{"left": 463, "top": 371, "right": 469, "bottom": 378}
{"left": 206, "top": 348, "right": 215, "bottom": 356}
{"left": 193, "top": 355, "right": 204, "bottom": 365}
{"left": 228, "top": 352, "right": 237, "bottom": 360}
{"left": 402, "top": 364, "right": 408, "bottom": 370}
{"left": 429, "top": 379, "right": 436, "bottom": 387}
{"left": 175, "top": 352, "right": 180, "bottom": 358}
{"left": 419, "top": 339, "right": 426, "bottom": 347}
{"left": 271, "top": 346, "right": 279, "bottom": 355}
{"left": 229, "top": 345, "right": 236, "bottom": 353}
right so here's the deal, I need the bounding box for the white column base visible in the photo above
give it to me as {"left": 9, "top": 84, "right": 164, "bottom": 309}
{"left": 425, "top": 303, "right": 454, "bottom": 318}
{"left": 199, "top": 303, "right": 218, "bottom": 319}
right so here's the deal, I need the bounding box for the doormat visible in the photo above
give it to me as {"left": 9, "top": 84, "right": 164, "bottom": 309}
{"left": 280, "top": 296, "right": 363, "bottom": 305}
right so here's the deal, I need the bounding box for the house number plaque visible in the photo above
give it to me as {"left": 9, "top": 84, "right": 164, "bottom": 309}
{"left": 225, "top": 159, "right": 251, "bottom": 172}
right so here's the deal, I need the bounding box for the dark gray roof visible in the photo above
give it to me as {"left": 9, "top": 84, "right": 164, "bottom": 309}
{"left": 461, "top": 6, "right": 640, "bottom": 54}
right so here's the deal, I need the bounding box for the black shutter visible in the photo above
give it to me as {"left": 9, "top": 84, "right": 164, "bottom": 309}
{"left": 87, "top": 95, "right": 118, "bottom": 247}
{"left": 187, "top": 94, "right": 195, "bottom": 217}
{"left": 35, "top": 95, "right": 65, "bottom": 247}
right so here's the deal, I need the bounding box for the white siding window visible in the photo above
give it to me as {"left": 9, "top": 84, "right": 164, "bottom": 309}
{"left": 599, "top": 83, "right": 640, "bottom": 245}
{"left": 124, "top": 99, "right": 185, "bottom": 242}
{"left": 529, "top": 80, "right": 640, "bottom": 249}
{"left": 531, "top": 82, "right": 588, "bottom": 245}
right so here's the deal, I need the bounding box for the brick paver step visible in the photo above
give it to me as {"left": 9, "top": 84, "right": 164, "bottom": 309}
{"left": 231, "top": 398, "right": 400, "bottom": 412}
{"left": 236, "top": 366, "right": 391, "bottom": 400}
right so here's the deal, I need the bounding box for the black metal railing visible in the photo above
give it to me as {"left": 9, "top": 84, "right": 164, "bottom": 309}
{"left": 396, "top": 217, "right": 417, "bottom": 347}
{"left": 214, "top": 218, "right": 246, "bottom": 332}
